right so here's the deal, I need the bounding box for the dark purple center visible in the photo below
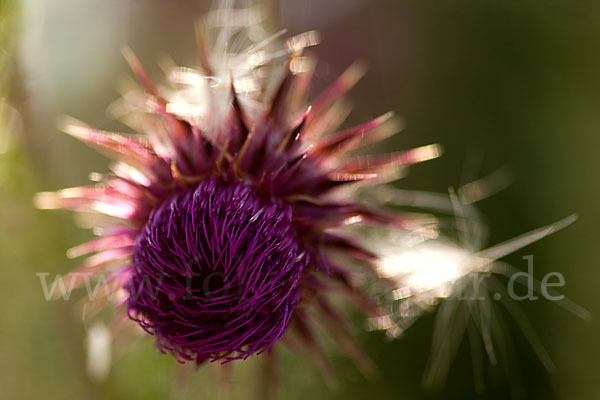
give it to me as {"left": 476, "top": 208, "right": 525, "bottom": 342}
{"left": 127, "top": 178, "right": 307, "bottom": 363}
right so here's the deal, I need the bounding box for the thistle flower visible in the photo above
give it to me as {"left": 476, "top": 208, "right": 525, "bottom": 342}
{"left": 35, "top": 3, "right": 439, "bottom": 371}
{"left": 34, "top": 1, "right": 584, "bottom": 391}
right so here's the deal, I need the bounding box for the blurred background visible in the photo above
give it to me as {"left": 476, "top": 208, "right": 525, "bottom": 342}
{"left": 1, "top": 0, "right": 599, "bottom": 399}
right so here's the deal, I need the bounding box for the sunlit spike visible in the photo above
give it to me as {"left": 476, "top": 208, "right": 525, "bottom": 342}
{"left": 335, "top": 167, "right": 406, "bottom": 193}
{"left": 245, "top": 29, "right": 287, "bottom": 54}
{"left": 277, "top": 106, "right": 311, "bottom": 153}
{"left": 100, "top": 177, "right": 142, "bottom": 200}
{"left": 169, "top": 67, "right": 201, "bottom": 85}
{"left": 289, "top": 56, "right": 314, "bottom": 75}
{"left": 49, "top": 248, "right": 132, "bottom": 300}
{"left": 285, "top": 30, "right": 321, "bottom": 52}
{"left": 308, "top": 60, "right": 367, "bottom": 123}
{"left": 60, "top": 186, "right": 104, "bottom": 200}
{"left": 156, "top": 107, "right": 195, "bottom": 144}
{"left": 310, "top": 98, "right": 354, "bottom": 135}
{"left": 59, "top": 116, "right": 124, "bottom": 141}
{"left": 121, "top": 46, "right": 159, "bottom": 96}
{"left": 367, "top": 314, "right": 403, "bottom": 338}
{"left": 106, "top": 79, "right": 148, "bottom": 121}
{"left": 91, "top": 201, "right": 138, "bottom": 219}
{"left": 111, "top": 162, "right": 153, "bottom": 187}
{"left": 357, "top": 114, "right": 405, "bottom": 148}
{"left": 458, "top": 167, "right": 515, "bottom": 204}
{"left": 344, "top": 215, "right": 364, "bottom": 225}
{"left": 339, "top": 143, "right": 442, "bottom": 175}
{"left": 58, "top": 116, "right": 156, "bottom": 164}
{"left": 273, "top": 148, "right": 312, "bottom": 186}
{"left": 82, "top": 247, "right": 132, "bottom": 271}
{"left": 164, "top": 102, "right": 205, "bottom": 119}
{"left": 73, "top": 213, "right": 123, "bottom": 234}
{"left": 477, "top": 214, "right": 577, "bottom": 261}
{"left": 88, "top": 172, "right": 103, "bottom": 182}
{"left": 267, "top": 52, "right": 302, "bottom": 120}
{"left": 232, "top": 76, "right": 260, "bottom": 93}
{"left": 314, "top": 111, "right": 395, "bottom": 157}
{"left": 34, "top": 188, "right": 139, "bottom": 219}
{"left": 492, "top": 261, "right": 592, "bottom": 321}
{"left": 168, "top": 67, "right": 216, "bottom": 87}
{"left": 40, "top": 186, "right": 109, "bottom": 201}
{"left": 67, "top": 233, "right": 135, "bottom": 259}
{"left": 398, "top": 143, "right": 443, "bottom": 164}
{"left": 288, "top": 56, "right": 316, "bottom": 112}
{"left": 247, "top": 50, "right": 267, "bottom": 67}
{"left": 329, "top": 172, "right": 378, "bottom": 182}
{"left": 370, "top": 186, "right": 456, "bottom": 216}
{"left": 33, "top": 191, "right": 61, "bottom": 210}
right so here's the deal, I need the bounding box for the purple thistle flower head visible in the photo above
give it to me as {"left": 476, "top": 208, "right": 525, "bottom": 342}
{"left": 35, "top": 0, "right": 439, "bottom": 378}
{"left": 128, "top": 179, "right": 307, "bottom": 362}
{"left": 33, "top": 2, "right": 581, "bottom": 390}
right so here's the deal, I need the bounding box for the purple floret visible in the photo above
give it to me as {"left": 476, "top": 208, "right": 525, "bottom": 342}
{"left": 127, "top": 178, "right": 308, "bottom": 363}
